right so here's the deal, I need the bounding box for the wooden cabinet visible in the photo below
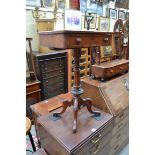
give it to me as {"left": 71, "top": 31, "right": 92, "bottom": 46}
{"left": 81, "top": 73, "right": 129, "bottom": 155}
{"left": 91, "top": 59, "right": 129, "bottom": 80}
{"left": 37, "top": 106, "right": 113, "bottom": 155}
{"left": 26, "top": 80, "right": 41, "bottom": 120}
{"left": 32, "top": 51, "right": 68, "bottom": 100}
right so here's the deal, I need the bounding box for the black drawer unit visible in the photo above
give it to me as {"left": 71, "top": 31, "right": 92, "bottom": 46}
{"left": 33, "top": 51, "right": 68, "bottom": 100}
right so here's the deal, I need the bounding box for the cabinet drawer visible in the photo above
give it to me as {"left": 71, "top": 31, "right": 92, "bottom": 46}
{"left": 41, "top": 65, "right": 64, "bottom": 73}
{"left": 110, "top": 123, "right": 129, "bottom": 147}
{"left": 74, "top": 122, "right": 113, "bottom": 155}
{"left": 88, "top": 132, "right": 111, "bottom": 155}
{"left": 44, "top": 88, "right": 65, "bottom": 99}
{"left": 112, "top": 115, "right": 129, "bottom": 136}
{"left": 105, "top": 67, "right": 116, "bottom": 78}
{"left": 114, "top": 107, "right": 129, "bottom": 125}
{"left": 109, "top": 136, "right": 129, "bottom": 155}
{"left": 116, "top": 63, "right": 129, "bottom": 74}
{"left": 42, "top": 70, "right": 64, "bottom": 79}
{"left": 42, "top": 76, "right": 64, "bottom": 85}
{"left": 26, "top": 83, "right": 40, "bottom": 94}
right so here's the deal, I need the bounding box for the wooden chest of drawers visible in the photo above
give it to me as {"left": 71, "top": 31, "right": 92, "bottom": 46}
{"left": 26, "top": 80, "right": 41, "bottom": 120}
{"left": 33, "top": 51, "right": 68, "bottom": 100}
{"left": 91, "top": 59, "right": 129, "bottom": 80}
{"left": 37, "top": 106, "right": 113, "bottom": 155}
{"left": 81, "top": 73, "right": 129, "bottom": 155}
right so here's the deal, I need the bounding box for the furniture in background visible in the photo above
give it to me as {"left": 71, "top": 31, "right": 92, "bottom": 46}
{"left": 123, "top": 20, "right": 129, "bottom": 60}
{"left": 26, "top": 79, "right": 41, "bottom": 120}
{"left": 113, "top": 19, "right": 124, "bottom": 58}
{"left": 91, "top": 59, "right": 129, "bottom": 81}
{"left": 37, "top": 106, "right": 113, "bottom": 155}
{"left": 81, "top": 73, "right": 129, "bottom": 155}
{"left": 32, "top": 51, "right": 68, "bottom": 100}
{"left": 26, "top": 117, "right": 36, "bottom": 152}
{"left": 26, "top": 38, "right": 41, "bottom": 120}
{"left": 67, "top": 48, "right": 91, "bottom": 90}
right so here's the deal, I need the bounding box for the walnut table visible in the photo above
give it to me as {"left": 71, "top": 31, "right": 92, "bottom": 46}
{"left": 39, "top": 30, "right": 114, "bottom": 133}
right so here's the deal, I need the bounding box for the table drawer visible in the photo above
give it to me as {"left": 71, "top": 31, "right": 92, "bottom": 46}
{"left": 112, "top": 115, "right": 129, "bottom": 136}
{"left": 74, "top": 122, "right": 113, "bottom": 155}
{"left": 68, "top": 35, "right": 112, "bottom": 48}
{"left": 114, "top": 107, "right": 129, "bottom": 125}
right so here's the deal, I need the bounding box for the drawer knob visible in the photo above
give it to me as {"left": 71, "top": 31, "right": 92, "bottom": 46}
{"left": 91, "top": 133, "right": 101, "bottom": 144}
{"left": 110, "top": 69, "right": 114, "bottom": 73}
{"left": 93, "top": 145, "right": 100, "bottom": 154}
{"left": 103, "top": 37, "right": 109, "bottom": 41}
{"left": 119, "top": 66, "right": 123, "bottom": 69}
{"left": 76, "top": 38, "right": 81, "bottom": 44}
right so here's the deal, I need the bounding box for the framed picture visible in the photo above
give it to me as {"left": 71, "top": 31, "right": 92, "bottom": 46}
{"left": 84, "top": 12, "right": 97, "bottom": 29}
{"left": 87, "top": 0, "right": 97, "bottom": 12}
{"left": 98, "top": 17, "right": 110, "bottom": 32}
{"left": 42, "top": 0, "right": 53, "bottom": 7}
{"left": 109, "top": 8, "right": 117, "bottom": 19}
{"left": 57, "top": 0, "right": 65, "bottom": 9}
{"left": 65, "top": 10, "right": 82, "bottom": 30}
{"left": 97, "top": 3, "right": 103, "bottom": 16}
{"left": 125, "top": 12, "right": 129, "bottom": 20}
{"left": 118, "top": 10, "right": 125, "bottom": 20}
{"left": 80, "top": 0, "right": 87, "bottom": 13}
{"left": 26, "top": 0, "right": 41, "bottom": 7}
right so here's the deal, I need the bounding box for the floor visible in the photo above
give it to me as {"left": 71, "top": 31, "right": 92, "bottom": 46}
{"left": 26, "top": 125, "right": 129, "bottom": 155}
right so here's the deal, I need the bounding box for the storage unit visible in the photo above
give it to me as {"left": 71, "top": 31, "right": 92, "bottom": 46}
{"left": 37, "top": 106, "right": 114, "bottom": 155}
{"left": 33, "top": 51, "right": 68, "bottom": 100}
{"left": 26, "top": 79, "right": 41, "bottom": 120}
{"left": 81, "top": 73, "right": 129, "bottom": 155}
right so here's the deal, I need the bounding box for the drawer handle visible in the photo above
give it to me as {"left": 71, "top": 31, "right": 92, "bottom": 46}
{"left": 119, "top": 113, "right": 124, "bottom": 119}
{"left": 91, "top": 133, "right": 101, "bottom": 144}
{"left": 76, "top": 38, "right": 81, "bottom": 44}
{"left": 114, "top": 144, "right": 119, "bottom": 150}
{"left": 110, "top": 69, "right": 114, "bottom": 73}
{"left": 119, "top": 66, "right": 123, "bottom": 69}
{"left": 116, "top": 133, "right": 121, "bottom": 139}
{"left": 103, "top": 37, "right": 109, "bottom": 41}
{"left": 93, "top": 145, "right": 100, "bottom": 154}
{"left": 118, "top": 123, "right": 123, "bottom": 129}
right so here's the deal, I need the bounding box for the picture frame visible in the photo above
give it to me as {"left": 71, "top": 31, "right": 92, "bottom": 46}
{"left": 65, "top": 10, "right": 82, "bottom": 30}
{"left": 84, "top": 12, "right": 97, "bottom": 29}
{"left": 109, "top": 8, "right": 117, "bottom": 19}
{"left": 80, "top": 0, "right": 87, "bottom": 13}
{"left": 57, "top": 0, "right": 65, "bottom": 10}
{"left": 26, "top": 0, "right": 41, "bottom": 7}
{"left": 97, "top": 2, "right": 103, "bottom": 16}
{"left": 86, "top": 0, "right": 97, "bottom": 12}
{"left": 125, "top": 12, "right": 129, "bottom": 20}
{"left": 42, "top": 0, "right": 53, "bottom": 7}
{"left": 98, "top": 17, "right": 110, "bottom": 32}
{"left": 118, "top": 10, "right": 125, "bottom": 20}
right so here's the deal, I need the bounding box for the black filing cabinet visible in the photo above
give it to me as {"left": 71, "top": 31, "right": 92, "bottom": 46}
{"left": 33, "top": 51, "right": 68, "bottom": 100}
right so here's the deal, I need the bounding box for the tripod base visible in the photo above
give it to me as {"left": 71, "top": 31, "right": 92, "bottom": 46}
{"left": 53, "top": 94, "right": 101, "bottom": 133}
